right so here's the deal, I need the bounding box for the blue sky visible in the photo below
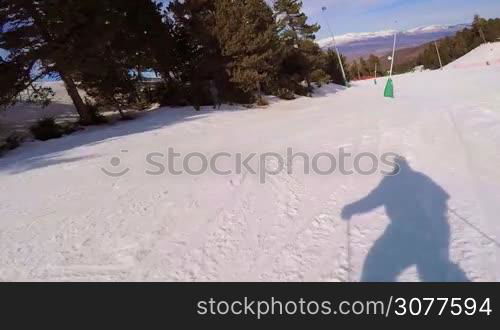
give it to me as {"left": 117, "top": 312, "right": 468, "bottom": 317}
{"left": 303, "top": 0, "right": 500, "bottom": 38}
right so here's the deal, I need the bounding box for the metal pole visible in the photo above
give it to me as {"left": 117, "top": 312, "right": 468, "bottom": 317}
{"left": 389, "top": 31, "right": 397, "bottom": 77}
{"left": 434, "top": 41, "right": 443, "bottom": 70}
{"left": 374, "top": 62, "right": 378, "bottom": 84}
{"left": 479, "top": 27, "right": 487, "bottom": 44}
{"left": 321, "top": 7, "right": 349, "bottom": 87}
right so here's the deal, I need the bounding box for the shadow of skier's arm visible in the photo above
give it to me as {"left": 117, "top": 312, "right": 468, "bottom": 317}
{"left": 341, "top": 178, "right": 389, "bottom": 220}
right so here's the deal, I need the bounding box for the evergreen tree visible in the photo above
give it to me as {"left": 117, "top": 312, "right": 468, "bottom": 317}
{"left": 274, "top": 0, "right": 319, "bottom": 43}
{"left": 111, "top": 0, "right": 176, "bottom": 84}
{"left": 1, "top": 0, "right": 176, "bottom": 120}
{"left": 0, "top": 0, "right": 93, "bottom": 123}
{"left": 453, "top": 35, "right": 468, "bottom": 58}
{"left": 324, "top": 50, "right": 350, "bottom": 85}
{"left": 349, "top": 60, "right": 361, "bottom": 80}
{"left": 75, "top": 0, "right": 175, "bottom": 116}
{"left": 367, "top": 54, "right": 381, "bottom": 76}
{"left": 215, "top": 0, "right": 280, "bottom": 102}
{"left": 359, "top": 57, "right": 369, "bottom": 77}
{"left": 272, "top": 0, "right": 329, "bottom": 95}
{"left": 168, "top": 0, "right": 222, "bottom": 106}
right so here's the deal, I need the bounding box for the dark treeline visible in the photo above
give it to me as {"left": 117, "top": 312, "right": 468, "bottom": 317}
{"left": 397, "top": 16, "right": 500, "bottom": 72}
{"left": 0, "top": 0, "right": 348, "bottom": 125}
{"left": 348, "top": 54, "right": 382, "bottom": 80}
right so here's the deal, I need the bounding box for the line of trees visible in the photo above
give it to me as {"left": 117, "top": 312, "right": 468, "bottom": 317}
{"left": 0, "top": 0, "right": 349, "bottom": 124}
{"left": 412, "top": 16, "right": 500, "bottom": 71}
{"left": 349, "top": 54, "right": 381, "bottom": 80}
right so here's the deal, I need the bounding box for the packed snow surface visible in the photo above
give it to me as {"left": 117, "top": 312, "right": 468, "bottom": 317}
{"left": 0, "top": 44, "right": 499, "bottom": 281}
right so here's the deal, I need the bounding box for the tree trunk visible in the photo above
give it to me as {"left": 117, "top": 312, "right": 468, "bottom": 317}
{"left": 59, "top": 72, "right": 93, "bottom": 125}
{"left": 305, "top": 77, "right": 312, "bottom": 97}
{"left": 112, "top": 96, "right": 127, "bottom": 119}
{"left": 256, "top": 81, "right": 262, "bottom": 102}
{"left": 25, "top": 4, "right": 93, "bottom": 125}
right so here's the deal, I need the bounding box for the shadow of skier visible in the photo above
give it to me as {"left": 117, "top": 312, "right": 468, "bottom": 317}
{"left": 341, "top": 156, "right": 469, "bottom": 282}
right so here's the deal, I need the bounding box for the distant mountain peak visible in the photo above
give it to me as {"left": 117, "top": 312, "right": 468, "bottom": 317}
{"left": 317, "top": 23, "right": 470, "bottom": 49}
{"left": 405, "top": 23, "right": 470, "bottom": 34}
{"left": 317, "top": 23, "right": 471, "bottom": 59}
{"left": 317, "top": 30, "right": 397, "bottom": 48}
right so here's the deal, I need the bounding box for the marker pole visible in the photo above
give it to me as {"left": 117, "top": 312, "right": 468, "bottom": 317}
{"left": 389, "top": 32, "right": 397, "bottom": 77}
{"left": 321, "top": 7, "right": 349, "bottom": 87}
{"left": 434, "top": 41, "right": 443, "bottom": 70}
{"left": 384, "top": 31, "right": 397, "bottom": 98}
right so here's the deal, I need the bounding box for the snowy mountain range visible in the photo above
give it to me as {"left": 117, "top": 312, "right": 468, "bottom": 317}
{"left": 318, "top": 24, "right": 470, "bottom": 59}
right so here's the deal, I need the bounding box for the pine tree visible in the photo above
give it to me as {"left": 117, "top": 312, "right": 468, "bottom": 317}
{"left": 453, "top": 35, "right": 468, "bottom": 58}
{"left": 75, "top": 0, "right": 175, "bottom": 116}
{"left": 112, "top": 0, "right": 176, "bottom": 84}
{"left": 359, "top": 57, "right": 369, "bottom": 77}
{"left": 301, "top": 39, "right": 330, "bottom": 88}
{"left": 272, "top": 0, "right": 329, "bottom": 95}
{"left": 0, "top": 0, "right": 93, "bottom": 123}
{"left": 349, "top": 60, "right": 361, "bottom": 80}
{"left": 215, "top": 0, "right": 280, "bottom": 101}
{"left": 367, "top": 54, "right": 381, "bottom": 76}
{"left": 1, "top": 0, "right": 176, "bottom": 120}
{"left": 274, "top": 0, "right": 319, "bottom": 43}
{"left": 168, "top": 0, "right": 231, "bottom": 107}
{"left": 324, "top": 50, "right": 349, "bottom": 86}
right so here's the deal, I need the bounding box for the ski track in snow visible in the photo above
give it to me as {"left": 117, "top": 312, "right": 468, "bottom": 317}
{"left": 0, "top": 44, "right": 499, "bottom": 281}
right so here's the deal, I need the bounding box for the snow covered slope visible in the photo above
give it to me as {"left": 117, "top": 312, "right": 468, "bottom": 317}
{"left": 446, "top": 42, "right": 500, "bottom": 69}
{"left": 0, "top": 52, "right": 499, "bottom": 281}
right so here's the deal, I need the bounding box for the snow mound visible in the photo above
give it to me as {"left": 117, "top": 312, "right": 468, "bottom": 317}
{"left": 446, "top": 42, "right": 500, "bottom": 69}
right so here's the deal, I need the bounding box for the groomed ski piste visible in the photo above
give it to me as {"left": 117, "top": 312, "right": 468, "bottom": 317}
{"left": 0, "top": 43, "right": 499, "bottom": 281}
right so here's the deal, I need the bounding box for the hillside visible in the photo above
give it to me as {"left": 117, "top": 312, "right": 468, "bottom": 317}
{"left": 351, "top": 44, "right": 429, "bottom": 73}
